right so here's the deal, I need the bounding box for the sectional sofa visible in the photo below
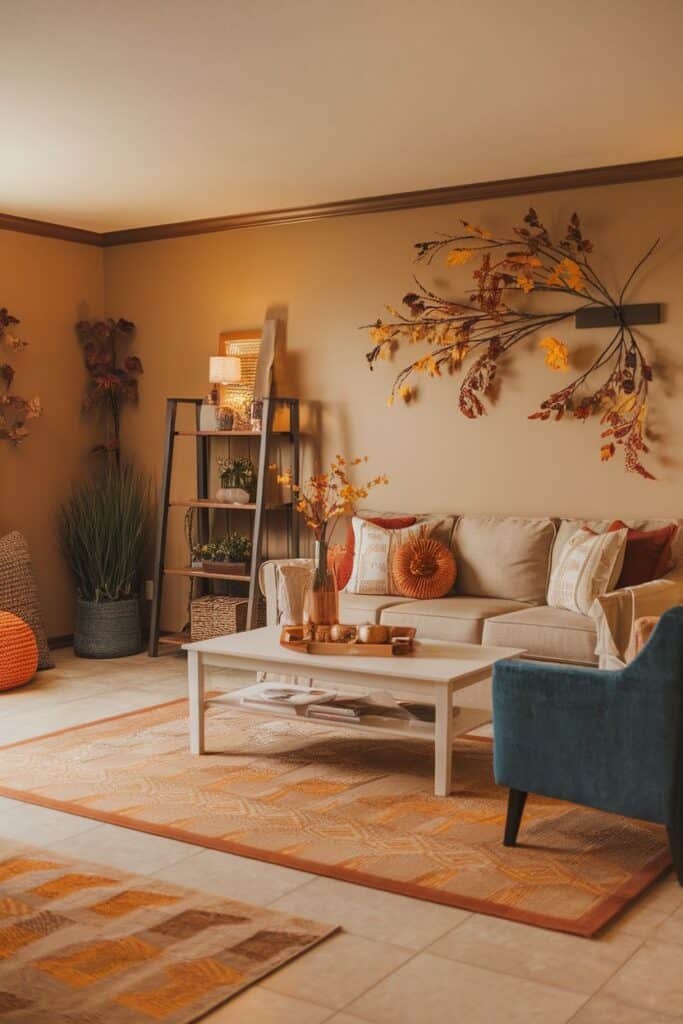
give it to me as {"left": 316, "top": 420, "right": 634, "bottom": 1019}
{"left": 260, "top": 513, "right": 683, "bottom": 672}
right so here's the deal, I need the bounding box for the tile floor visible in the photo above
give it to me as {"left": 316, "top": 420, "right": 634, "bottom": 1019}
{"left": 0, "top": 648, "right": 682, "bottom": 1023}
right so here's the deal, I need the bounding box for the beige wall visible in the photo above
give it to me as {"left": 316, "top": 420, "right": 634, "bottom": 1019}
{"left": 105, "top": 176, "right": 683, "bottom": 631}
{"left": 4, "top": 177, "right": 680, "bottom": 637}
{"left": 0, "top": 231, "right": 103, "bottom": 637}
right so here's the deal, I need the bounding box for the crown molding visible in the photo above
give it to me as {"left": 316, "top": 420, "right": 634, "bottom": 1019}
{"left": 0, "top": 211, "right": 101, "bottom": 246}
{"left": 99, "top": 156, "right": 683, "bottom": 246}
{"left": 2, "top": 157, "right": 683, "bottom": 249}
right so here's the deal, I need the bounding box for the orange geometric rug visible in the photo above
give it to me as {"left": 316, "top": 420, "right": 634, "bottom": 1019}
{"left": 0, "top": 838, "right": 335, "bottom": 1023}
{"left": 0, "top": 699, "right": 671, "bottom": 938}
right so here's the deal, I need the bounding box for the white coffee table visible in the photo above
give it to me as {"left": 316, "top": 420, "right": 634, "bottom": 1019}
{"left": 184, "top": 627, "right": 524, "bottom": 797}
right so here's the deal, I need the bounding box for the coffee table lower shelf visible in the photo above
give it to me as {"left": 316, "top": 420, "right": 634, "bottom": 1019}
{"left": 206, "top": 688, "right": 492, "bottom": 744}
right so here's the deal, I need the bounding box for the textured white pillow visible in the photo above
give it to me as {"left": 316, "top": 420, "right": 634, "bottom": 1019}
{"left": 276, "top": 563, "right": 314, "bottom": 624}
{"left": 547, "top": 527, "right": 628, "bottom": 615}
{"left": 346, "top": 517, "right": 441, "bottom": 596}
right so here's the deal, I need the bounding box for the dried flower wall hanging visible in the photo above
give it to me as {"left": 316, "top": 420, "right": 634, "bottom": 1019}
{"left": 0, "top": 307, "right": 41, "bottom": 443}
{"left": 363, "top": 210, "right": 659, "bottom": 478}
{"left": 76, "top": 318, "right": 141, "bottom": 463}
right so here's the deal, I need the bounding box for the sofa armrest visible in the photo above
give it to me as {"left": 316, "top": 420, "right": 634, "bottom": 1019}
{"left": 258, "top": 558, "right": 314, "bottom": 626}
{"left": 590, "top": 566, "right": 683, "bottom": 669}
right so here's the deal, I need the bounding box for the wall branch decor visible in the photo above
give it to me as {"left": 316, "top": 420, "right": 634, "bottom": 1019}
{"left": 0, "top": 307, "right": 41, "bottom": 443}
{"left": 363, "top": 210, "right": 661, "bottom": 478}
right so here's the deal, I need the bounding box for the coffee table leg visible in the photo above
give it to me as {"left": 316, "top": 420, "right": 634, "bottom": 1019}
{"left": 434, "top": 683, "right": 453, "bottom": 796}
{"left": 188, "top": 650, "right": 205, "bottom": 755}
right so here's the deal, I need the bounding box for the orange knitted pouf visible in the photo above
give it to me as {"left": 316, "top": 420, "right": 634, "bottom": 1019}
{"left": 0, "top": 612, "right": 38, "bottom": 690}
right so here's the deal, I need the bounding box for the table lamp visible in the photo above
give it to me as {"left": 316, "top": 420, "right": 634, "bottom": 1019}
{"left": 202, "top": 355, "right": 242, "bottom": 430}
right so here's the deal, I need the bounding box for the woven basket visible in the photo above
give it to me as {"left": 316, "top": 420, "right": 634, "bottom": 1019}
{"left": 74, "top": 597, "right": 142, "bottom": 659}
{"left": 191, "top": 595, "right": 265, "bottom": 642}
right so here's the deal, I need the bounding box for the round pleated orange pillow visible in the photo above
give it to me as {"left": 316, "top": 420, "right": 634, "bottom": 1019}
{"left": 0, "top": 611, "right": 38, "bottom": 690}
{"left": 392, "top": 535, "right": 456, "bottom": 600}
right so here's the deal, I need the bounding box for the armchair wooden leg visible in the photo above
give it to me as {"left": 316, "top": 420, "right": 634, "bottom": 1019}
{"left": 667, "top": 827, "right": 683, "bottom": 885}
{"left": 504, "top": 789, "right": 528, "bottom": 847}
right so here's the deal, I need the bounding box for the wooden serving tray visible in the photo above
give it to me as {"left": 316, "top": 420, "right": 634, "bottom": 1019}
{"left": 280, "top": 625, "right": 416, "bottom": 657}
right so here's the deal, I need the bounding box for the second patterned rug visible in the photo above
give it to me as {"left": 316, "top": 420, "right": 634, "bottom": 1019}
{"left": 0, "top": 837, "right": 335, "bottom": 1023}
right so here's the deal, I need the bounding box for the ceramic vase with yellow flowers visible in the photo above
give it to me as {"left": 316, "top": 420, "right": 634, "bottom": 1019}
{"left": 279, "top": 456, "right": 388, "bottom": 632}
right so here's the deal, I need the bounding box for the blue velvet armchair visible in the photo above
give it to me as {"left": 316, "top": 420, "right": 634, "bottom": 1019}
{"left": 492, "top": 605, "right": 683, "bottom": 882}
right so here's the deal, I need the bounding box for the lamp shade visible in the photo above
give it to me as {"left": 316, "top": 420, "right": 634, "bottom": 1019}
{"left": 209, "top": 355, "right": 241, "bottom": 384}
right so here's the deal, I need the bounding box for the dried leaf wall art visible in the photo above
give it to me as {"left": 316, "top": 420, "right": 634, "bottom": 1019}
{"left": 364, "top": 210, "right": 659, "bottom": 478}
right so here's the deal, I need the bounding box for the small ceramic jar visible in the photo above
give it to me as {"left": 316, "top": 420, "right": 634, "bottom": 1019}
{"left": 357, "top": 623, "right": 390, "bottom": 644}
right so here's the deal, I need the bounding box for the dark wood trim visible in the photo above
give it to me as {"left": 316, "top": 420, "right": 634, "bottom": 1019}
{"left": 0, "top": 212, "right": 101, "bottom": 247}
{"left": 100, "top": 156, "right": 683, "bottom": 247}
{"left": 1, "top": 157, "right": 682, "bottom": 249}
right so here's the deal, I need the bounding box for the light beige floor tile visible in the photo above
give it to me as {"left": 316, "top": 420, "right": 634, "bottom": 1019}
{"left": 151, "top": 847, "right": 313, "bottom": 905}
{"left": 201, "top": 986, "right": 330, "bottom": 1023}
{"left": 271, "top": 875, "right": 469, "bottom": 949}
{"left": 568, "top": 993, "right": 683, "bottom": 1023}
{"left": 427, "top": 913, "right": 642, "bottom": 994}
{"left": 603, "top": 940, "right": 683, "bottom": 1016}
{"left": 324, "top": 1016, "right": 370, "bottom": 1024}
{"left": 651, "top": 900, "right": 683, "bottom": 947}
{"left": 261, "top": 932, "right": 412, "bottom": 1010}
{"left": 348, "top": 953, "right": 587, "bottom": 1024}
{"left": 0, "top": 800, "right": 99, "bottom": 846}
{"left": 612, "top": 874, "right": 683, "bottom": 939}
{"left": 49, "top": 821, "right": 197, "bottom": 872}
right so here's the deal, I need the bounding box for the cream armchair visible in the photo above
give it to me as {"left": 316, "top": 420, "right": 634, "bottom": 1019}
{"left": 591, "top": 566, "right": 683, "bottom": 669}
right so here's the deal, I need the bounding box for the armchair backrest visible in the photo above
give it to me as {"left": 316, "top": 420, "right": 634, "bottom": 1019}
{"left": 621, "top": 605, "right": 683, "bottom": 827}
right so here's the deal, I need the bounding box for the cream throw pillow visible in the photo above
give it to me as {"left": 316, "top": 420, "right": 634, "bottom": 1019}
{"left": 547, "top": 527, "right": 628, "bottom": 615}
{"left": 346, "top": 517, "right": 441, "bottom": 596}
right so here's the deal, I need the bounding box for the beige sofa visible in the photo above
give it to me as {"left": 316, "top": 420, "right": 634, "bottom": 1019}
{"left": 260, "top": 513, "right": 683, "bottom": 671}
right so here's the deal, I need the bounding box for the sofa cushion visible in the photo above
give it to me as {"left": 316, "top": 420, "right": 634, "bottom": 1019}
{"left": 482, "top": 605, "right": 597, "bottom": 666}
{"left": 347, "top": 517, "right": 442, "bottom": 596}
{"left": 380, "top": 596, "right": 528, "bottom": 644}
{"left": 452, "top": 515, "right": 556, "bottom": 603}
{"left": 339, "top": 591, "right": 415, "bottom": 624}
{"left": 358, "top": 509, "right": 456, "bottom": 551}
{"left": 552, "top": 518, "right": 682, "bottom": 576}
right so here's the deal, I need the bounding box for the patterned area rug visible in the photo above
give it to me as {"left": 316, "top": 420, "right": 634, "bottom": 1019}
{"left": 0, "top": 699, "right": 671, "bottom": 937}
{"left": 0, "top": 839, "right": 335, "bottom": 1023}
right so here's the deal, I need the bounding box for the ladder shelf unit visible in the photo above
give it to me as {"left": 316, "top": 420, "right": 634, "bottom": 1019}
{"left": 148, "top": 395, "right": 300, "bottom": 656}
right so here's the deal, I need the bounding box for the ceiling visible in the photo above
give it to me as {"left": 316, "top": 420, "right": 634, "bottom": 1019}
{"left": 3, "top": 0, "right": 682, "bottom": 232}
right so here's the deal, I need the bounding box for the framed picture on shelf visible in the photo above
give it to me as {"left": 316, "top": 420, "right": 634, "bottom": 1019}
{"left": 218, "top": 321, "right": 276, "bottom": 428}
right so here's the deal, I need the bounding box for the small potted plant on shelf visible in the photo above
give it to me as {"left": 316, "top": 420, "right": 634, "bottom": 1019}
{"left": 60, "top": 464, "right": 150, "bottom": 657}
{"left": 192, "top": 532, "right": 252, "bottom": 576}
{"left": 216, "top": 456, "right": 255, "bottom": 504}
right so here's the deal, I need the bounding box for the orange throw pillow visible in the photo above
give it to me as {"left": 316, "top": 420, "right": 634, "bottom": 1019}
{"left": 328, "top": 516, "right": 416, "bottom": 590}
{"left": 392, "top": 535, "right": 456, "bottom": 600}
{"left": 607, "top": 520, "right": 677, "bottom": 587}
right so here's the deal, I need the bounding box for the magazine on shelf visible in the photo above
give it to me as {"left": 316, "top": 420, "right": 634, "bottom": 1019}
{"left": 238, "top": 682, "right": 337, "bottom": 710}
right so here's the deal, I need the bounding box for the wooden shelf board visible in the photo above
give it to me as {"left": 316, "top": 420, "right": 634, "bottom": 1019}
{"left": 158, "top": 632, "right": 190, "bottom": 646}
{"left": 175, "top": 429, "right": 291, "bottom": 437}
{"left": 168, "top": 499, "right": 292, "bottom": 511}
{"left": 164, "top": 567, "right": 251, "bottom": 581}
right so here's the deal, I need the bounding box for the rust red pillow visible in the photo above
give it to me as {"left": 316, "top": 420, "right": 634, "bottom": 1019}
{"left": 327, "top": 516, "right": 417, "bottom": 590}
{"left": 607, "top": 520, "right": 677, "bottom": 587}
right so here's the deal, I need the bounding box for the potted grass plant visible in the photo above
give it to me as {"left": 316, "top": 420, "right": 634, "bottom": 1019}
{"left": 60, "top": 464, "right": 150, "bottom": 657}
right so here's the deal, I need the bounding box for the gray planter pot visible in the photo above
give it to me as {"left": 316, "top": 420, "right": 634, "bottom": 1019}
{"left": 74, "top": 597, "right": 142, "bottom": 659}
